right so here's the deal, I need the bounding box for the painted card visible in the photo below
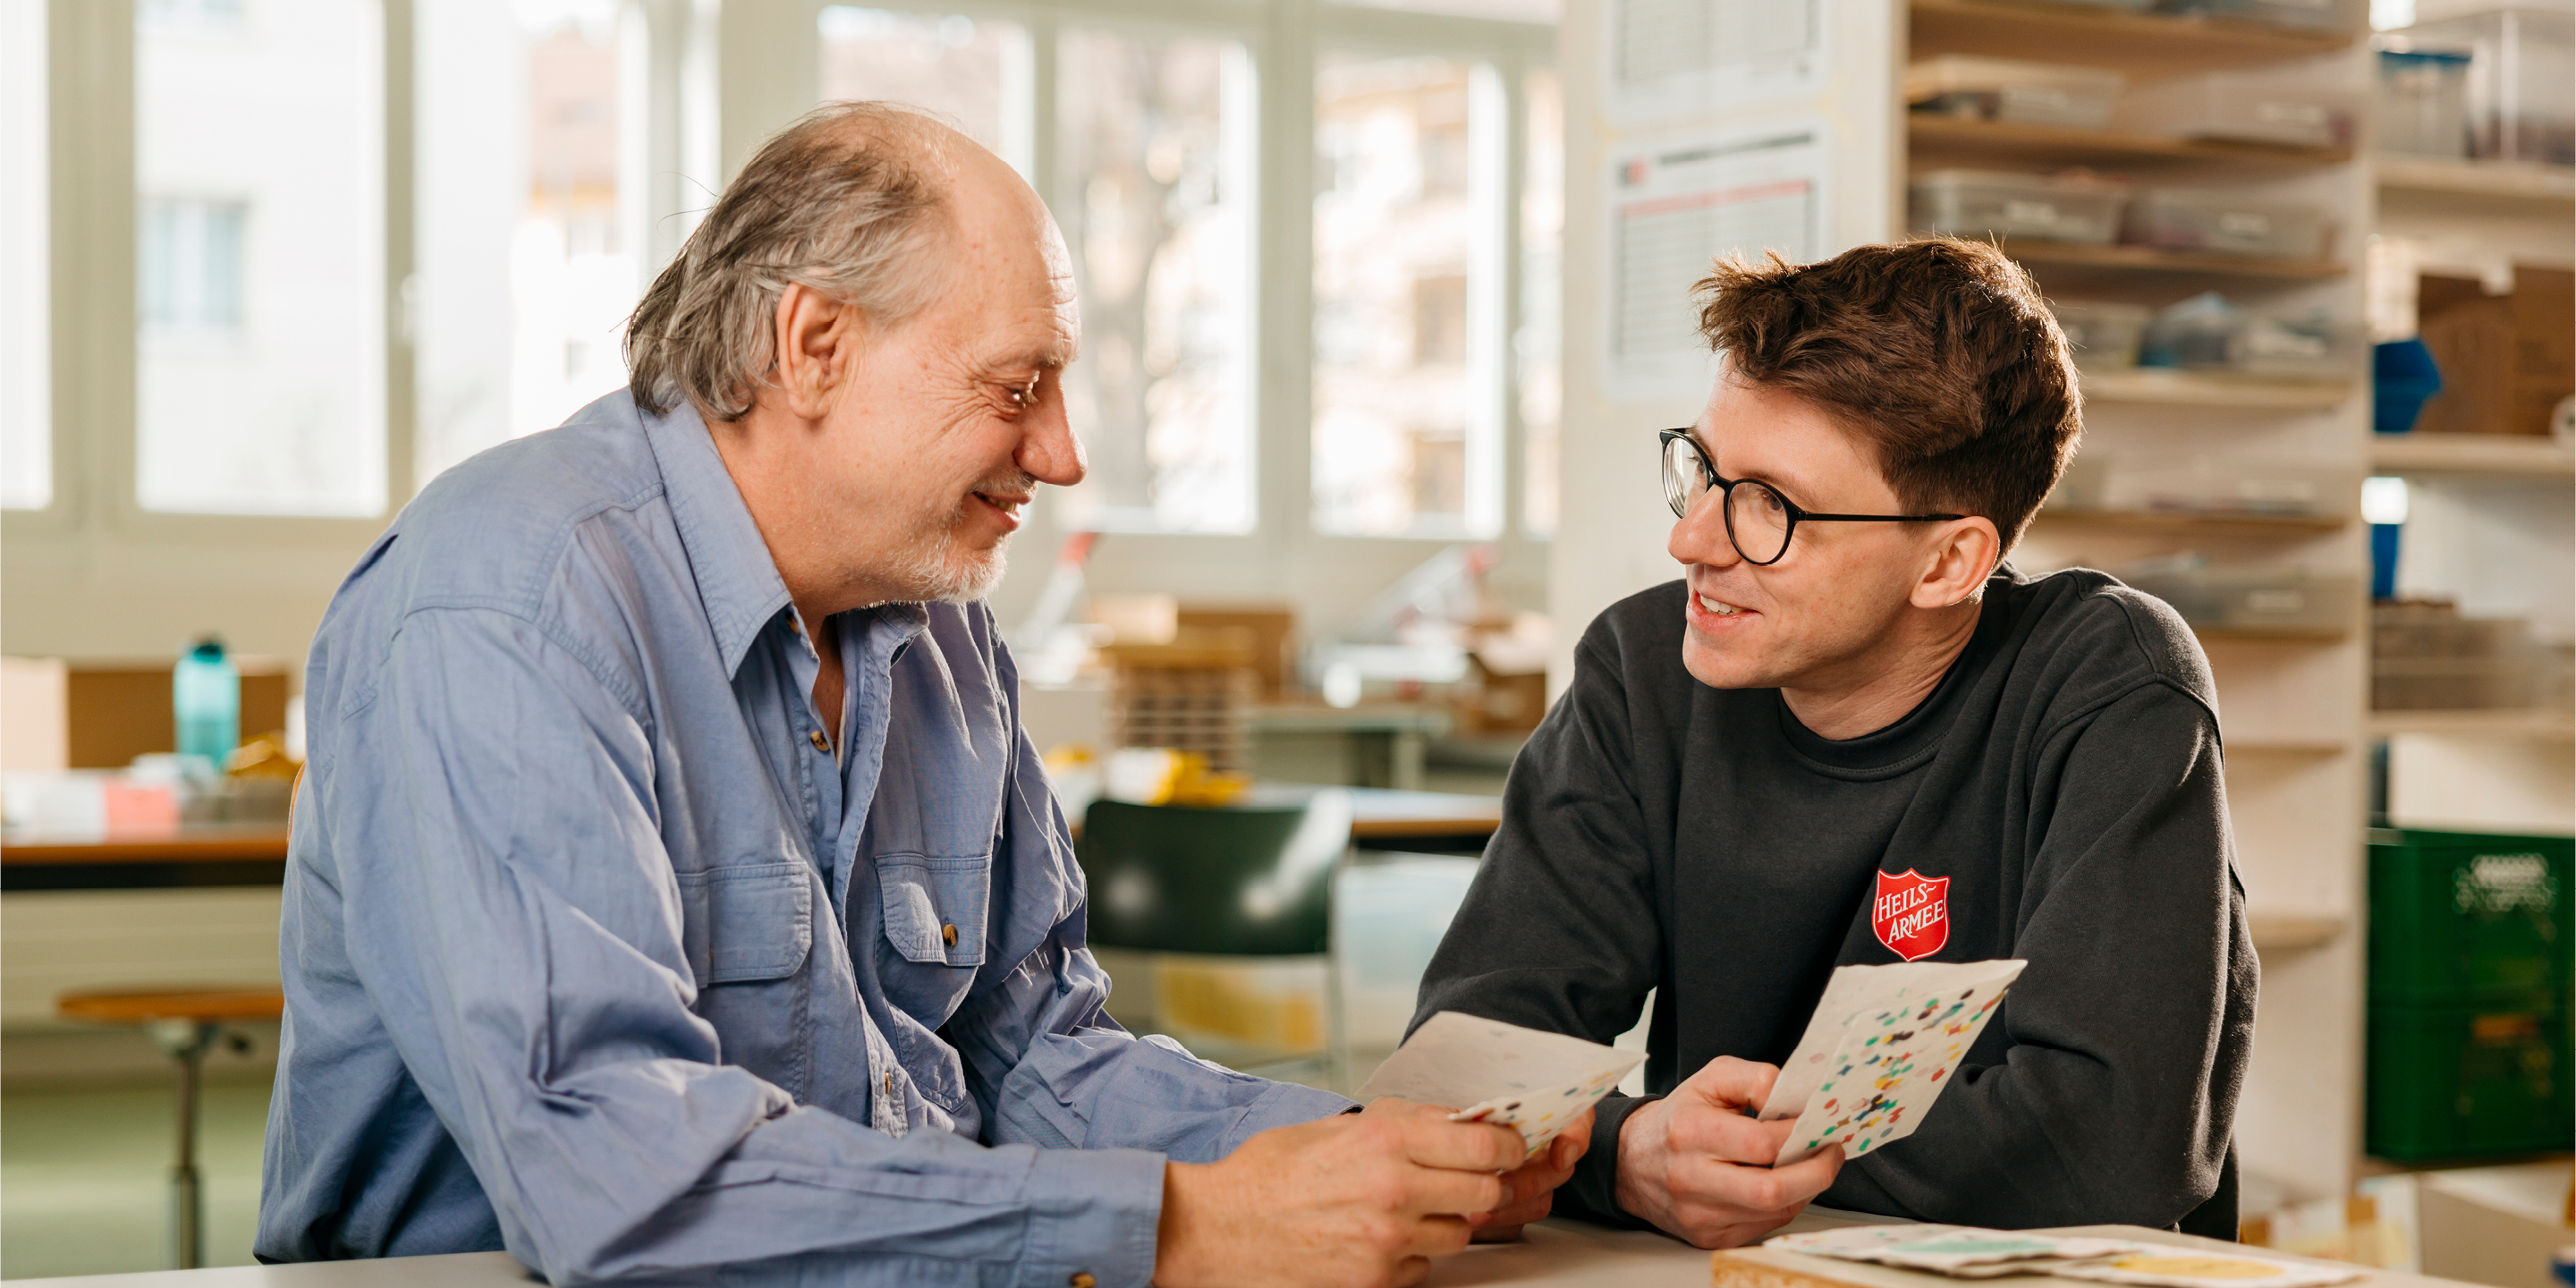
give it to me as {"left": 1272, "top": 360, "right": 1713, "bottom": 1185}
{"left": 2055, "top": 1253, "right": 2364, "bottom": 1288}
{"left": 1768, "top": 1225, "right": 2148, "bottom": 1272}
{"left": 1771, "top": 965, "right": 2023, "bottom": 1167}
{"left": 1356, "top": 1012, "right": 1646, "bottom": 1157}
{"left": 1760, "top": 959, "right": 2028, "bottom": 1125}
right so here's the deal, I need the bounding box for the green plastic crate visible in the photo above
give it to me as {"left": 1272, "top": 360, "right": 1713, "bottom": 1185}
{"left": 2367, "top": 996, "right": 2572, "bottom": 1161}
{"left": 2368, "top": 827, "right": 2572, "bottom": 1005}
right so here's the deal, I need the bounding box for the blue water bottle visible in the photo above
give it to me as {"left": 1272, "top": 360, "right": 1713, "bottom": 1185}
{"left": 173, "top": 637, "right": 239, "bottom": 772}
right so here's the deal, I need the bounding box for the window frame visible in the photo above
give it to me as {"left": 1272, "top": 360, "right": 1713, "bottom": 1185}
{"left": 10, "top": 0, "right": 416, "bottom": 547}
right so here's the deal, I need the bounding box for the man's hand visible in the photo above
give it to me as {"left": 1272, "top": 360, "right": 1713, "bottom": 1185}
{"left": 1614, "top": 1056, "right": 1843, "bottom": 1249}
{"left": 1153, "top": 1109, "right": 1527, "bottom": 1288}
{"left": 1355, "top": 1097, "right": 1592, "bottom": 1242}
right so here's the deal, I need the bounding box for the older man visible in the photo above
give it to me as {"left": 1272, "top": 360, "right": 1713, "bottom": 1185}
{"left": 1414, "top": 240, "right": 2253, "bottom": 1245}
{"left": 258, "top": 104, "right": 1579, "bottom": 1287}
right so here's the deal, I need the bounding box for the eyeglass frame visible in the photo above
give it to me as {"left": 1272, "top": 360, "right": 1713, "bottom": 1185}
{"left": 1658, "top": 428, "right": 1966, "bottom": 567}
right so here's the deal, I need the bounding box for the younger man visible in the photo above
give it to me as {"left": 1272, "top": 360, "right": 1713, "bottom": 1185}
{"left": 1414, "top": 239, "right": 2255, "bottom": 1245}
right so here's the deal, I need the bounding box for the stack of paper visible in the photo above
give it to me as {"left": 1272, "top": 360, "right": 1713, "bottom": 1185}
{"left": 1764, "top": 1226, "right": 2365, "bottom": 1288}
{"left": 1356, "top": 1012, "right": 1646, "bottom": 1157}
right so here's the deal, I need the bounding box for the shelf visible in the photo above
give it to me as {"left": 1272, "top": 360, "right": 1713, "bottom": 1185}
{"left": 1909, "top": 116, "right": 2352, "bottom": 171}
{"left": 2007, "top": 241, "right": 2348, "bottom": 279}
{"left": 2228, "top": 740, "right": 2349, "bottom": 756}
{"left": 2248, "top": 911, "right": 2348, "bottom": 953}
{"left": 2377, "top": 156, "right": 2576, "bottom": 212}
{"left": 1909, "top": 0, "right": 2360, "bottom": 81}
{"left": 2368, "top": 435, "right": 2576, "bottom": 479}
{"left": 2368, "top": 708, "right": 2576, "bottom": 740}
{"left": 2083, "top": 369, "right": 2355, "bottom": 409}
{"left": 2035, "top": 508, "right": 2348, "bottom": 538}
{"left": 2194, "top": 625, "right": 2350, "bottom": 643}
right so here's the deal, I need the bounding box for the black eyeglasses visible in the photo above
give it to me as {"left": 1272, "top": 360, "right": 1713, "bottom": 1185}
{"left": 1658, "top": 428, "right": 1964, "bottom": 566}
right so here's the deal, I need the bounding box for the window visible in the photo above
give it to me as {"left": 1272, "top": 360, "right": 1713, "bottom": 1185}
{"left": 1520, "top": 68, "right": 1562, "bottom": 538}
{"left": 417, "top": 0, "right": 649, "bottom": 484}
{"left": 1054, "top": 30, "right": 1257, "bottom": 535}
{"left": 819, "top": 6, "right": 1030, "bottom": 171}
{"left": 1311, "top": 54, "right": 1506, "bottom": 538}
{"left": 2, "top": 0, "right": 48, "bottom": 512}
{"left": 135, "top": 0, "right": 386, "bottom": 516}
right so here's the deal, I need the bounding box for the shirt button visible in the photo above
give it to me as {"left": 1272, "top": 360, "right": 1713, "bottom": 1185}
{"left": 941, "top": 923, "right": 958, "bottom": 947}
{"left": 1070, "top": 1275, "right": 1097, "bottom": 1288}
{"left": 809, "top": 730, "right": 829, "bottom": 752}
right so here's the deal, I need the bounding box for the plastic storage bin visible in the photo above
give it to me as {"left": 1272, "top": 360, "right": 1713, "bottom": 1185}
{"left": 2118, "top": 559, "right": 2361, "bottom": 634}
{"left": 2368, "top": 997, "right": 2572, "bottom": 1160}
{"left": 2373, "top": 602, "right": 2539, "bottom": 709}
{"left": 1911, "top": 170, "right": 2126, "bottom": 244}
{"left": 2376, "top": 45, "right": 2475, "bottom": 157}
{"left": 2410, "top": 7, "right": 2576, "bottom": 165}
{"left": 2050, "top": 301, "right": 2150, "bottom": 371}
{"left": 2119, "top": 72, "right": 2360, "bottom": 149}
{"left": 2127, "top": 188, "right": 2331, "bottom": 259}
{"left": 1906, "top": 57, "right": 2127, "bottom": 129}
{"left": 2110, "top": 456, "right": 2359, "bottom": 518}
{"left": 2368, "top": 827, "right": 2572, "bottom": 1004}
{"left": 2142, "top": 293, "right": 2360, "bottom": 377}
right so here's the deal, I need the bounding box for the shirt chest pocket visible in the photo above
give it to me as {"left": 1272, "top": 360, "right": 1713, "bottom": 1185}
{"left": 877, "top": 855, "right": 988, "bottom": 969}
{"left": 677, "top": 861, "right": 816, "bottom": 986}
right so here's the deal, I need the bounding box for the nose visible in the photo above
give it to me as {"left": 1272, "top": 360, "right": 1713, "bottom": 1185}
{"left": 1017, "top": 393, "right": 1087, "bottom": 487}
{"left": 1667, "top": 489, "right": 1741, "bottom": 571}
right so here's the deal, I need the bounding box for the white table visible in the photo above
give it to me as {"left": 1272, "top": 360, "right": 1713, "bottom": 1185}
{"left": 4, "top": 1210, "right": 2488, "bottom": 1288}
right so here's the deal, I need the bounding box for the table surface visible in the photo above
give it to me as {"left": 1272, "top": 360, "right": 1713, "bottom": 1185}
{"left": 0, "top": 787, "right": 1503, "bottom": 866}
{"left": 3, "top": 1208, "right": 2491, "bottom": 1288}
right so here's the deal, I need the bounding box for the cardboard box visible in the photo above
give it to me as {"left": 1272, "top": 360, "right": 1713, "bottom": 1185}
{"left": 61, "top": 659, "right": 291, "bottom": 769}
{"left": 2418, "top": 268, "right": 2575, "bottom": 436}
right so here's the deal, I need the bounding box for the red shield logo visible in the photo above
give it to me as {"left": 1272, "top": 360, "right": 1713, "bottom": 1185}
{"left": 1872, "top": 869, "right": 1951, "bottom": 962}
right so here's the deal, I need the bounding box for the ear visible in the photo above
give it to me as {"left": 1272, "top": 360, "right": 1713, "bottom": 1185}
{"left": 770, "top": 283, "right": 858, "bottom": 421}
{"left": 1910, "top": 517, "right": 2002, "bottom": 610}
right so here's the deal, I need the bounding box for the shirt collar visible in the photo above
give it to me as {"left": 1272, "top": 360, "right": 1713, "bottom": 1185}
{"left": 634, "top": 394, "right": 795, "bottom": 680}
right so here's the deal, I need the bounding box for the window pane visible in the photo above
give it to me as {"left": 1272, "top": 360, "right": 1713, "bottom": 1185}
{"left": 1521, "top": 69, "right": 1562, "bottom": 538}
{"left": 417, "top": 1, "right": 647, "bottom": 484}
{"left": 1055, "top": 30, "right": 1256, "bottom": 535}
{"left": 1313, "top": 55, "right": 1504, "bottom": 538}
{"left": 136, "top": 0, "right": 386, "bottom": 516}
{"left": 1, "top": 0, "right": 48, "bottom": 511}
{"left": 818, "top": 7, "right": 1030, "bottom": 173}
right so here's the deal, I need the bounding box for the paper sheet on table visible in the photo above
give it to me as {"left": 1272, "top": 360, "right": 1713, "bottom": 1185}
{"left": 1767, "top": 1225, "right": 2148, "bottom": 1273}
{"left": 1356, "top": 1012, "right": 1646, "bottom": 1157}
{"left": 1760, "top": 959, "right": 2025, "bottom": 1167}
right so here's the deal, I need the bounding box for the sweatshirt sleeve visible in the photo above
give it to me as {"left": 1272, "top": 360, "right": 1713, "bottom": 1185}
{"left": 1408, "top": 626, "right": 1667, "bottom": 1227}
{"left": 1825, "top": 679, "right": 2257, "bottom": 1229}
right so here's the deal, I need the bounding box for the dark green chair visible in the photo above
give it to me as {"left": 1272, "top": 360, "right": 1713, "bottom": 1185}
{"left": 1077, "top": 789, "right": 1354, "bottom": 1082}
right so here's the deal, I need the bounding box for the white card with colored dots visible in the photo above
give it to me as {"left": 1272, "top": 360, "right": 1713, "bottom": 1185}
{"left": 1357, "top": 1012, "right": 1646, "bottom": 1157}
{"left": 1761, "top": 959, "right": 2025, "bottom": 1167}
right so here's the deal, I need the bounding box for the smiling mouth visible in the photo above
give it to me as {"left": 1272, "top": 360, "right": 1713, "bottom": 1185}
{"left": 972, "top": 491, "right": 1029, "bottom": 517}
{"left": 1697, "top": 593, "right": 1743, "bottom": 617}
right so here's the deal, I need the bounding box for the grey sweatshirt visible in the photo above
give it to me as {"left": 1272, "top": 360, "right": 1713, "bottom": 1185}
{"left": 1411, "top": 565, "right": 2256, "bottom": 1234}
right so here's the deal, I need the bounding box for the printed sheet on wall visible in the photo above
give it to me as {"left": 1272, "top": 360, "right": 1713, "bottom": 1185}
{"left": 1602, "top": 123, "right": 1828, "bottom": 400}
{"left": 1606, "top": 0, "right": 1825, "bottom": 125}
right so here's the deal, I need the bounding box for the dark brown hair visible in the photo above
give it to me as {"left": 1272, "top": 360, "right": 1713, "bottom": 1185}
{"left": 1691, "top": 237, "right": 2080, "bottom": 553}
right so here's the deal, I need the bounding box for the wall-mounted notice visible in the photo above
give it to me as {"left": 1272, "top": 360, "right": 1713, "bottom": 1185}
{"left": 1604, "top": 123, "right": 1828, "bottom": 400}
{"left": 1606, "top": 0, "right": 1825, "bottom": 126}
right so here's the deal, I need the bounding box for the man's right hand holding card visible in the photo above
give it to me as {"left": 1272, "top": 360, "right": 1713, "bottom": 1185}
{"left": 1613, "top": 1055, "right": 1844, "bottom": 1249}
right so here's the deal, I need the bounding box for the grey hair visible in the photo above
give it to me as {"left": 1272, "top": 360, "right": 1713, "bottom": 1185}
{"left": 624, "top": 102, "right": 955, "bottom": 421}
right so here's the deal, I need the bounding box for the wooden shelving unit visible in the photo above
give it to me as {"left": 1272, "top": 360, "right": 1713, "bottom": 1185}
{"left": 1909, "top": 115, "right": 2351, "bottom": 171}
{"left": 2368, "top": 708, "right": 2576, "bottom": 741}
{"left": 2006, "top": 241, "right": 2349, "bottom": 280}
{"left": 1909, "top": 0, "right": 2354, "bottom": 79}
{"left": 2368, "top": 434, "right": 2576, "bottom": 479}
{"left": 2377, "top": 155, "right": 2576, "bottom": 213}
{"left": 2248, "top": 911, "right": 2350, "bottom": 953}
{"left": 2083, "top": 369, "right": 2354, "bottom": 410}
{"left": 2035, "top": 508, "right": 2347, "bottom": 538}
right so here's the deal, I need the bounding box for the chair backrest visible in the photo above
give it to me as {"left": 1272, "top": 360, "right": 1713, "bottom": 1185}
{"left": 1077, "top": 789, "right": 1353, "bottom": 957}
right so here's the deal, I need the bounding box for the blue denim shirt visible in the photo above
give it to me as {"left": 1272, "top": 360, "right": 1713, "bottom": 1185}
{"left": 258, "top": 392, "right": 1350, "bottom": 1285}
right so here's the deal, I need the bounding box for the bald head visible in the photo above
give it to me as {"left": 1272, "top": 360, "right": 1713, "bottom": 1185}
{"left": 625, "top": 101, "right": 1048, "bottom": 422}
